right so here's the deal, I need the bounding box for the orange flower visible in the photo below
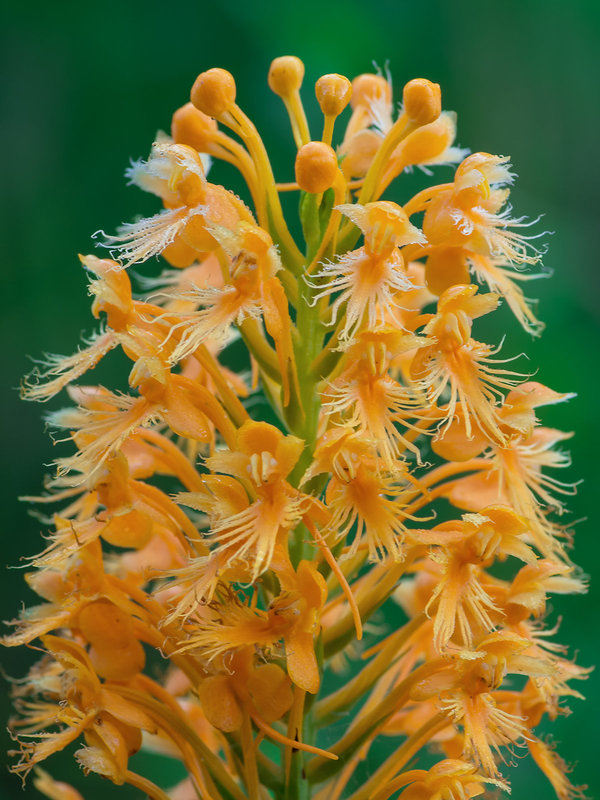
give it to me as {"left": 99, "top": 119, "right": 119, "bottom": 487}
{"left": 167, "top": 222, "right": 297, "bottom": 403}
{"left": 411, "top": 284, "right": 523, "bottom": 443}
{"left": 437, "top": 382, "right": 577, "bottom": 559}
{"left": 372, "top": 759, "right": 501, "bottom": 800}
{"left": 180, "top": 559, "right": 326, "bottom": 693}
{"left": 10, "top": 636, "right": 156, "bottom": 782}
{"left": 416, "top": 153, "right": 545, "bottom": 265}
{"left": 170, "top": 421, "right": 325, "bottom": 607}
{"left": 99, "top": 141, "right": 253, "bottom": 268}
{"left": 322, "top": 329, "right": 429, "bottom": 465}
{"left": 412, "top": 632, "right": 553, "bottom": 777}
{"left": 415, "top": 507, "right": 535, "bottom": 651}
{"left": 309, "top": 201, "right": 425, "bottom": 344}
{"left": 312, "top": 428, "right": 412, "bottom": 561}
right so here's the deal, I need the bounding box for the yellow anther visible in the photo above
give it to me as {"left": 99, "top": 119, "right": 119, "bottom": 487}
{"left": 402, "top": 78, "right": 441, "bottom": 126}
{"left": 171, "top": 102, "right": 218, "bottom": 152}
{"left": 167, "top": 163, "right": 186, "bottom": 193}
{"left": 249, "top": 452, "right": 262, "bottom": 485}
{"left": 268, "top": 56, "right": 305, "bottom": 96}
{"left": 295, "top": 142, "right": 338, "bottom": 194}
{"left": 191, "top": 68, "right": 237, "bottom": 118}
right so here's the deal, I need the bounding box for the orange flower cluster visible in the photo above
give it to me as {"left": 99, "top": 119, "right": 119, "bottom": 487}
{"left": 6, "top": 57, "right": 587, "bottom": 800}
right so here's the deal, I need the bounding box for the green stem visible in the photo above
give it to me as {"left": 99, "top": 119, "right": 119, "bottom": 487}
{"left": 125, "top": 770, "right": 171, "bottom": 800}
{"left": 286, "top": 270, "right": 325, "bottom": 486}
{"left": 306, "top": 661, "right": 444, "bottom": 784}
{"left": 345, "top": 714, "right": 449, "bottom": 800}
{"left": 323, "top": 551, "right": 422, "bottom": 658}
{"left": 281, "top": 193, "right": 334, "bottom": 800}
{"left": 315, "top": 613, "right": 427, "bottom": 723}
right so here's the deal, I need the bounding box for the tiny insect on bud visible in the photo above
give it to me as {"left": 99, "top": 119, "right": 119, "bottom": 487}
{"left": 295, "top": 141, "right": 338, "bottom": 193}
{"left": 351, "top": 73, "right": 391, "bottom": 108}
{"left": 191, "top": 68, "right": 237, "bottom": 118}
{"left": 268, "top": 56, "right": 305, "bottom": 96}
{"left": 315, "top": 73, "right": 352, "bottom": 117}
{"left": 172, "top": 102, "right": 218, "bottom": 152}
{"left": 403, "top": 78, "right": 442, "bottom": 125}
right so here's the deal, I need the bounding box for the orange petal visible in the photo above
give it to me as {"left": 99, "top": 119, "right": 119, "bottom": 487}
{"left": 285, "top": 630, "right": 320, "bottom": 694}
{"left": 197, "top": 675, "right": 243, "bottom": 732}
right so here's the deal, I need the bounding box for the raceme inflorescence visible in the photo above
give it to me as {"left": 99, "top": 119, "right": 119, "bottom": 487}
{"left": 5, "top": 57, "right": 588, "bottom": 800}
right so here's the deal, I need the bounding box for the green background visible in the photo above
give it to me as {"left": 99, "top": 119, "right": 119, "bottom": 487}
{"left": 2, "top": 0, "right": 599, "bottom": 797}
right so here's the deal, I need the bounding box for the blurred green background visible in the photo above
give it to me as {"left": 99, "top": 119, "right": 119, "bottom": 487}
{"left": 2, "top": 0, "right": 599, "bottom": 797}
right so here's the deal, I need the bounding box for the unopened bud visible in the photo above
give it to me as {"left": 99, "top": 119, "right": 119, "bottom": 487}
{"left": 89, "top": 639, "right": 146, "bottom": 680}
{"left": 268, "top": 56, "right": 304, "bottom": 97}
{"left": 78, "top": 600, "right": 131, "bottom": 649}
{"left": 191, "top": 68, "right": 236, "bottom": 118}
{"left": 351, "top": 74, "right": 391, "bottom": 108}
{"left": 392, "top": 113, "right": 455, "bottom": 169}
{"left": 172, "top": 102, "right": 218, "bottom": 151}
{"left": 425, "top": 247, "right": 471, "bottom": 296}
{"left": 340, "top": 129, "right": 380, "bottom": 178}
{"left": 403, "top": 78, "right": 441, "bottom": 125}
{"left": 316, "top": 73, "right": 352, "bottom": 117}
{"left": 295, "top": 141, "right": 338, "bottom": 193}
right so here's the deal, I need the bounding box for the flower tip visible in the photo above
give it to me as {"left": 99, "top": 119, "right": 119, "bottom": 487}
{"left": 315, "top": 73, "right": 352, "bottom": 117}
{"left": 268, "top": 55, "right": 305, "bottom": 96}
{"left": 172, "top": 102, "right": 218, "bottom": 152}
{"left": 191, "top": 68, "right": 236, "bottom": 118}
{"left": 350, "top": 73, "right": 391, "bottom": 108}
{"left": 78, "top": 252, "right": 121, "bottom": 274}
{"left": 403, "top": 78, "right": 442, "bottom": 125}
{"left": 295, "top": 141, "right": 338, "bottom": 193}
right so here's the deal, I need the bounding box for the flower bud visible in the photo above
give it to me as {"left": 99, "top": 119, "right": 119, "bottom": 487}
{"left": 89, "top": 639, "right": 146, "bottom": 680}
{"left": 78, "top": 599, "right": 132, "bottom": 649}
{"left": 161, "top": 238, "right": 198, "bottom": 268}
{"left": 340, "top": 129, "right": 380, "bottom": 178}
{"left": 351, "top": 73, "right": 391, "bottom": 108}
{"left": 315, "top": 73, "right": 352, "bottom": 117}
{"left": 101, "top": 509, "right": 153, "bottom": 549}
{"left": 403, "top": 78, "right": 441, "bottom": 125}
{"left": 268, "top": 56, "right": 304, "bottom": 96}
{"left": 432, "top": 409, "right": 488, "bottom": 461}
{"left": 191, "top": 68, "right": 236, "bottom": 118}
{"left": 172, "top": 102, "right": 218, "bottom": 152}
{"left": 392, "top": 113, "right": 456, "bottom": 169}
{"left": 247, "top": 664, "right": 294, "bottom": 723}
{"left": 425, "top": 247, "right": 471, "bottom": 296}
{"left": 198, "top": 675, "right": 243, "bottom": 732}
{"left": 295, "top": 141, "right": 338, "bottom": 193}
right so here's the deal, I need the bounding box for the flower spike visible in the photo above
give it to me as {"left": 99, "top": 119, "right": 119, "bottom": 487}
{"left": 6, "top": 58, "right": 586, "bottom": 800}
